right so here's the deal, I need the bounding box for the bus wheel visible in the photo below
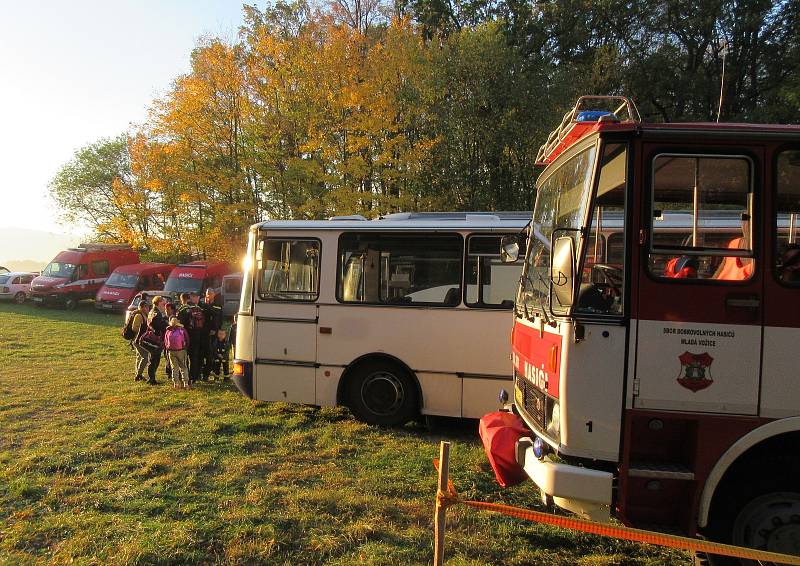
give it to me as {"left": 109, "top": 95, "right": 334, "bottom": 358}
{"left": 14, "top": 292, "right": 26, "bottom": 304}
{"left": 64, "top": 295, "right": 77, "bottom": 310}
{"left": 705, "top": 482, "right": 800, "bottom": 564}
{"left": 346, "top": 361, "right": 418, "bottom": 426}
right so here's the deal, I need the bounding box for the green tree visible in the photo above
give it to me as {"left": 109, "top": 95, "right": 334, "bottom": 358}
{"left": 49, "top": 134, "right": 151, "bottom": 245}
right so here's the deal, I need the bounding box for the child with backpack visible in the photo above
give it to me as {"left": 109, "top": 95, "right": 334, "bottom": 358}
{"left": 164, "top": 317, "right": 190, "bottom": 389}
{"left": 122, "top": 300, "right": 152, "bottom": 383}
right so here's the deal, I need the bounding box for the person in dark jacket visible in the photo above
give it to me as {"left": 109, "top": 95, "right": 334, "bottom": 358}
{"left": 201, "top": 288, "right": 224, "bottom": 380}
{"left": 130, "top": 301, "right": 152, "bottom": 382}
{"left": 142, "top": 295, "right": 169, "bottom": 384}
{"left": 178, "top": 292, "right": 206, "bottom": 383}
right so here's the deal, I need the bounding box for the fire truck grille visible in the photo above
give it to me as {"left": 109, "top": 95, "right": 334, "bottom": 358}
{"left": 515, "top": 373, "right": 549, "bottom": 430}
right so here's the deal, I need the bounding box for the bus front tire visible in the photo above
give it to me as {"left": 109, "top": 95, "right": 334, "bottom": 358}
{"left": 345, "top": 361, "right": 418, "bottom": 427}
{"left": 64, "top": 295, "right": 77, "bottom": 310}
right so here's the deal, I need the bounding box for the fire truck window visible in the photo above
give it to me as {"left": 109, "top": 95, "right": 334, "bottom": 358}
{"left": 91, "top": 260, "right": 110, "bottom": 277}
{"left": 465, "top": 234, "right": 526, "bottom": 308}
{"left": 576, "top": 143, "right": 627, "bottom": 315}
{"left": 649, "top": 155, "right": 754, "bottom": 281}
{"left": 258, "top": 239, "right": 320, "bottom": 301}
{"left": 776, "top": 150, "right": 800, "bottom": 284}
{"left": 337, "top": 233, "right": 462, "bottom": 306}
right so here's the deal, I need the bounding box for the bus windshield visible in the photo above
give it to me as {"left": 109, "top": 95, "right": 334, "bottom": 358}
{"left": 42, "top": 262, "right": 76, "bottom": 279}
{"left": 520, "top": 145, "right": 597, "bottom": 317}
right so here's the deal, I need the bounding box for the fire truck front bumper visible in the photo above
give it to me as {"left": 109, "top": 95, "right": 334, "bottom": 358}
{"left": 516, "top": 437, "right": 613, "bottom": 523}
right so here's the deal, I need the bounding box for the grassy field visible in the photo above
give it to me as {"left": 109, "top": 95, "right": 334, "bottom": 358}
{"left": 0, "top": 302, "right": 690, "bottom": 565}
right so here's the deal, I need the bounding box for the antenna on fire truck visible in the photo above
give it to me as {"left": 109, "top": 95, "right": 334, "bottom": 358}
{"left": 716, "top": 41, "right": 729, "bottom": 123}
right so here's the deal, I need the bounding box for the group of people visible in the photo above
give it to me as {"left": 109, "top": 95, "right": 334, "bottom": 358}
{"left": 124, "top": 288, "right": 237, "bottom": 389}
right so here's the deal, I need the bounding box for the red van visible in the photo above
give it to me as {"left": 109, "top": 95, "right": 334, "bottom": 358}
{"left": 30, "top": 244, "right": 140, "bottom": 309}
{"left": 123, "top": 262, "right": 231, "bottom": 323}
{"left": 162, "top": 261, "right": 231, "bottom": 297}
{"left": 95, "top": 263, "right": 175, "bottom": 312}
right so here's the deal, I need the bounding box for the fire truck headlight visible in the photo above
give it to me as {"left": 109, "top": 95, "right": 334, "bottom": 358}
{"left": 498, "top": 388, "right": 509, "bottom": 405}
{"left": 547, "top": 402, "right": 561, "bottom": 437}
{"left": 533, "top": 436, "right": 547, "bottom": 459}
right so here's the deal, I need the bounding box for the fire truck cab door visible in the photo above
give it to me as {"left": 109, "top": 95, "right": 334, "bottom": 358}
{"left": 633, "top": 148, "right": 763, "bottom": 415}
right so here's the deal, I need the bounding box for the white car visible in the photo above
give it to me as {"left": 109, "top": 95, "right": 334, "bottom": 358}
{"left": 0, "top": 272, "right": 36, "bottom": 303}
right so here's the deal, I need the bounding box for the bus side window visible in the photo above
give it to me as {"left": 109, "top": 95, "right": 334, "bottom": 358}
{"left": 259, "top": 239, "right": 321, "bottom": 301}
{"left": 648, "top": 155, "right": 754, "bottom": 281}
{"left": 465, "top": 234, "right": 526, "bottom": 308}
{"left": 776, "top": 150, "right": 800, "bottom": 284}
{"left": 338, "top": 233, "right": 462, "bottom": 306}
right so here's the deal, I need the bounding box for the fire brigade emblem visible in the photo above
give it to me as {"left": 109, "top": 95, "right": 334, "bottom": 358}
{"left": 677, "top": 352, "right": 714, "bottom": 392}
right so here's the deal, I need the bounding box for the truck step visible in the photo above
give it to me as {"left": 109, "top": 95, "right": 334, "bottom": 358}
{"left": 628, "top": 461, "right": 695, "bottom": 481}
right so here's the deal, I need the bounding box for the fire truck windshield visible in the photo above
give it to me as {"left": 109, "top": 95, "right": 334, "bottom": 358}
{"left": 520, "top": 145, "right": 597, "bottom": 317}
{"left": 42, "top": 262, "right": 76, "bottom": 279}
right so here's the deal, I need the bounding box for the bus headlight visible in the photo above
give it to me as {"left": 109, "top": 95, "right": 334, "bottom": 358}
{"left": 547, "top": 401, "right": 561, "bottom": 438}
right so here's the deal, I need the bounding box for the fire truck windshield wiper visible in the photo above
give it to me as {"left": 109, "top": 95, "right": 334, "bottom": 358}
{"left": 534, "top": 272, "right": 553, "bottom": 325}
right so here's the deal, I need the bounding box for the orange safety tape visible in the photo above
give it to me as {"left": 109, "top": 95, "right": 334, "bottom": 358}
{"left": 432, "top": 460, "right": 800, "bottom": 565}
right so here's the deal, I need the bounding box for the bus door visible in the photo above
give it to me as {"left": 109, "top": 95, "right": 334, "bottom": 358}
{"left": 634, "top": 150, "right": 763, "bottom": 415}
{"left": 254, "top": 237, "right": 321, "bottom": 404}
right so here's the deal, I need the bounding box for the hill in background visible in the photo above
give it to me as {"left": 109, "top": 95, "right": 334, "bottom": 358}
{"left": 3, "top": 259, "right": 46, "bottom": 273}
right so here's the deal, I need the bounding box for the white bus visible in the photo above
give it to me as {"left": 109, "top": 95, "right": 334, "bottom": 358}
{"left": 231, "top": 212, "right": 528, "bottom": 425}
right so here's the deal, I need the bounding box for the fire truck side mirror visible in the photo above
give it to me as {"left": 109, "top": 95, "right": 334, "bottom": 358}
{"left": 551, "top": 236, "right": 575, "bottom": 308}
{"left": 500, "top": 234, "right": 520, "bottom": 263}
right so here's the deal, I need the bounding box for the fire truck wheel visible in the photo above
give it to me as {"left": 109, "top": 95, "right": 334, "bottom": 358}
{"left": 14, "top": 292, "right": 26, "bottom": 304}
{"left": 64, "top": 295, "right": 78, "bottom": 310}
{"left": 345, "top": 361, "right": 418, "bottom": 427}
{"left": 704, "top": 475, "right": 800, "bottom": 564}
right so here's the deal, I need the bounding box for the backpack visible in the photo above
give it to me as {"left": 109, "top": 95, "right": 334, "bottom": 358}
{"left": 121, "top": 313, "right": 138, "bottom": 341}
{"left": 164, "top": 327, "right": 187, "bottom": 351}
{"left": 187, "top": 306, "right": 205, "bottom": 332}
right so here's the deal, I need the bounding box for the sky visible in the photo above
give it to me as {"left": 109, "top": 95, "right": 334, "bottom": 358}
{"left": 0, "top": 0, "right": 246, "bottom": 262}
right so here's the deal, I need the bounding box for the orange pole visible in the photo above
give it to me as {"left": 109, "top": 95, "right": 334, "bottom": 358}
{"left": 434, "top": 441, "right": 450, "bottom": 566}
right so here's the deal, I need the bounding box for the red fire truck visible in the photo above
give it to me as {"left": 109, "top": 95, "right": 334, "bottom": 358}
{"left": 489, "top": 96, "right": 800, "bottom": 561}
{"left": 30, "top": 243, "right": 140, "bottom": 309}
